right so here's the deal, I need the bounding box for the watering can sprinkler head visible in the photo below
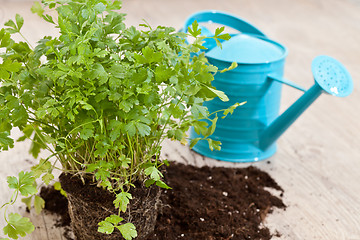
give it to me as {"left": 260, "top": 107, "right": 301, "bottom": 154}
{"left": 259, "top": 55, "right": 353, "bottom": 151}
{"left": 311, "top": 55, "right": 353, "bottom": 97}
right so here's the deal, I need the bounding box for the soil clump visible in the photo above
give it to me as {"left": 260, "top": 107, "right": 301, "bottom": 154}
{"left": 40, "top": 162, "right": 285, "bottom": 240}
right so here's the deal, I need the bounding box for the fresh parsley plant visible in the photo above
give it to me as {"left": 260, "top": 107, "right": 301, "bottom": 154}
{"left": 0, "top": 0, "right": 239, "bottom": 239}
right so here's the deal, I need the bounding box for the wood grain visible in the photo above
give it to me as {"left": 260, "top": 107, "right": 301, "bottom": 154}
{"left": 0, "top": 0, "right": 359, "bottom": 239}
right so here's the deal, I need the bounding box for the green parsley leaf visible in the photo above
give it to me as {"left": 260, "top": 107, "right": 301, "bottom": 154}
{"left": 18, "top": 171, "right": 37, "bottom": 196}
{"left": 0, "top": 28, "right": 11, "bottom": 48}
{"left": 31, "top": 2, "right": 44, "bottom": 17}
{"left": 54, "top": 182, "right": 67, "bottom": 197}
{"left": 98, "top": 221, "right": 115, "bottom": 234}
{"left": 134, "top": 122, "right": 151, "bottom": 137}
{"left": 191, "top": 104, "right": 208, "bottom": 119}
{"left": 125, "top": 122, "right": 136, "bottom": 137}
{"left": 94, "top": 3, "right": 106, "bottom": 13}
{"left": 31, "top": 159, "right": 52, "bottom": 178}
{"left": 3, "top": 213, "right": 35, "bottom": 239}
{"left": 116, "top": 223, "right": 137, "bottom": 240}
{"left": 15, "top": 14, "right": 24, "bottom": 31}
{"left": 207, "top": 138, "right": 221, "bottom": 151}
{"left": 21, "top": 196, "right": 32, "bottom": 210}
{"left": 205, "top": 86, "right": 229, "bottom": 102}
{"left": 220, "top": 62, "right": 238, "bottom": 73}
{"left": 205, "top": 115, "right": 218, "bottom": 137}
{"left": 144, "top": 179, "right": 155, "bottom": 187}
{"left": 34, "top": 196, "right": 45, "bottom": 215}
{"left": 7, "top": 171, "right": 36, "bottom": 196}
{"left": 104, "top": 215, "right": 123, "bottom": 225}
{"left": 156, "top": 180, "right": 171, "bottom": 189}
{"left": 0, "top": 132, "right": 14, "bottom": 150}
{"left": 42, "top": 173, "right": 54, "bottom": 185}
{"left": 113, "top": 191, "right": 132, "bottom": 212}
{"left": 4, "top": 19, "right": 18, "bottom": 33}
{"left": 222, "top": 102, "right": 246, "bottom": 118}
{"left": 189, "top": 138, "right": 200, "bottom": 149}
{"left": 144, "top": 166, "right": 163, "bottom": 181}
{"left": 188, "top": 20, "right": 201, "bottom": 37}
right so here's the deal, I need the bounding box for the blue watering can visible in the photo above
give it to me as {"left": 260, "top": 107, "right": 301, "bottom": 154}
{"left": 184, "top": 11, "right": 353, "bottom": 162}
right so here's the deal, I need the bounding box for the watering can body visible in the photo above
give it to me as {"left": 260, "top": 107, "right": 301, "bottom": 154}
{"left": 190, "top": 39, "right": 287, "bottom": 162}
{"left": 185, "top": 11, "right": 353, "bottom": 162}
{"left": 191, "top": 62, "right": 287, "bottom": 162}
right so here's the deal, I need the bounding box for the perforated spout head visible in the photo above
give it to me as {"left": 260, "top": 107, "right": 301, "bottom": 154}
{"left": 260, "top": 55, "right": 353, "bottom": 151}
{"left": 312, "top": 55, "right": 353, "bottom": 97}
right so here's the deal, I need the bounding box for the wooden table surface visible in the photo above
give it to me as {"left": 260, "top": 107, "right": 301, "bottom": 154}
{"left": 1, "top": 0, "right": 360, "bottom": 239}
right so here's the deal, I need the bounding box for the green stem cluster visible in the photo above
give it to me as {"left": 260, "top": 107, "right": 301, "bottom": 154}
{"left": 0, "top": 1, "right": 240, "bottom": 239}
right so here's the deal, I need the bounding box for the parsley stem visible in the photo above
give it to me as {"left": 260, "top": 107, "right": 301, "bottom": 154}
{"left": 19, "top": 32, "right": 34, "bottom": 50}
{"left": 28, "top": 118, "right": 59, "bottom": 131}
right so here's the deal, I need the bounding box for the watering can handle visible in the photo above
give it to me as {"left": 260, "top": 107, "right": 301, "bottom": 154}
{"left": 267, "top": 74, "right": 306, "bottom": 92}
{"left": 182, "top": 10, "right": 267, "bottom": 37}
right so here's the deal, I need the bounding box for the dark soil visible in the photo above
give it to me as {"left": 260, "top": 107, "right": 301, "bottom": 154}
{"left": 40, "top": 186, "right": 70, "bottom": 226}
{"left": 59, "top": 173, "right": 160, "bottom": 240}
{"left": 39, "top": 185, "right": 73, "bottom": 239}
{"left": 40, "top": 162, "right": 285, "bottom": 240}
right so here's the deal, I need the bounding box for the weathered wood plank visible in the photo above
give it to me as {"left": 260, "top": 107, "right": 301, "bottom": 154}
{"left": 1, "top": 0, "right": 360, "bottom": 239}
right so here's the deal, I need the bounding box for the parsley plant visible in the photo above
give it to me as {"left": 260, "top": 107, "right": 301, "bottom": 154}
{"left": 0, "top": 0, "right": 238, "bottom": 239}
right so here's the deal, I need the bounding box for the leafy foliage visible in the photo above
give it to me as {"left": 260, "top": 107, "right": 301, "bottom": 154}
{"left": 0, "top": 0, "right": 240, "bottom": 239}
{"left": 98, "top": 215, "right": 137, "bottom": 240}
{"left": 113, "top": 191, "right": 132, "bottom": 213}
{"left": 20, "top": 195, "right": 45, "bottom": 215}
{"left": 53, "top": 181, "right": 67, "bottom": 197}
{"left": 3, "top": 213, "right": 34, "bottom": 239}
{"left": 7, "top": 172, "right": 36, "bottom": 197}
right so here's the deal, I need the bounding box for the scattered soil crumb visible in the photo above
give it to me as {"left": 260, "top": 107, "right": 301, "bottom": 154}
{"left": 40, "top": 162, "right": 285, "bottom": 240}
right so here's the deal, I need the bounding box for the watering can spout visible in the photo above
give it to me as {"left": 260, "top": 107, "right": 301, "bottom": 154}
{"left": 259, "top": 55, "right": 353, "bottom": 151}
{"left": 259, "top": 84, "right": 322, "bottom": 150}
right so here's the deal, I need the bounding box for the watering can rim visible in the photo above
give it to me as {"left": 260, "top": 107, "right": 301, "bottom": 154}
{"left": 182, "top": 10, "right": 288, "bottom": 65}
{"left": 182, "top": 10, "right": 267, "bottom": 37}
{"left": 205, "top": 34, "right": 288, "bottom": 66}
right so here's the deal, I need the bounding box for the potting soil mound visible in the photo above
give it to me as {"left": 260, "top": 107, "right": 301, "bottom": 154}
{"left": 40, "top": 162, "right": 285, "bottom": 240}
{"left": 39, "top": 185, "right": 73, "bottom": 239}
